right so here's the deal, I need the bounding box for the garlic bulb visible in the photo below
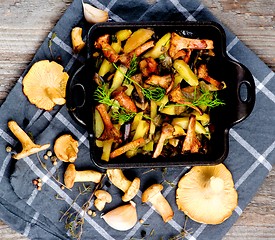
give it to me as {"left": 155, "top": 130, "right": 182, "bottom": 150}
{"left": 101, "top": 201, "right": 137, "bottom": 231}
{"left": 82, "top": 2, "right": 109, "bottom": 24}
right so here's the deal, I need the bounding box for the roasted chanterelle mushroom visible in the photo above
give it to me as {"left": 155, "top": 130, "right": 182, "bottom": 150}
{"left": 22, "top": 60, "right": 69, "bottom": 111}
{"left": 176, "top": 164, "right": 238, "bottom": 224}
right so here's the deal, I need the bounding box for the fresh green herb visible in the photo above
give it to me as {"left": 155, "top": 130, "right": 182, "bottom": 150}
{"left": 94, "top": 83, "right": 113, "bottom": 107}
{"left": 193, "top": 90, "right": 225, "bottom": 108}
{"left": 113, "top": 63, "right": 166, "bottom": 101}
{"left": 112, "top": 108, "right": 136, "bottom": 124}
{"left": 142, "top": 87, "right": 166, "bottom": 101}
{"left": 164, "top": 89, "right": 224, "bottom": 110}
{"left": 126, "top": 54, "right": 139, "bottom": 78}
{"left": 159, "top": 54, "right": 166, "bottom": 61}
{"left": 93, "top": 84, "right": 136, "bottom": 123}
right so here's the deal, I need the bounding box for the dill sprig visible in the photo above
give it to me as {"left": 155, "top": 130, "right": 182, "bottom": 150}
{"left": 142, "top": 87, "right": 166, "bottom": 102}
{"left": 126, "top": 54, "right": 139, "bottom": 78}
{"left": 192, "top": 90, "right": 225, "bottom": 108}
{"left": 112, "top": 108, "right": 136, "bottom": 123}
{"left": 165, "top": 89, "right": 224, "bottom": 110}
{"left": 93, "top": 84, "right": 113, "bottom": 107}
{"left": 94, "top": 84, "right": 136, "bottom": 123}
{"left": 113, "top": 63, "right": 165, "bottom": 101}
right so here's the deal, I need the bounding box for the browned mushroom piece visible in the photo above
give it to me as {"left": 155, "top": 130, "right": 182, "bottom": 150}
{"left": 169, "top": 32, "right": 214, "bottom": 58}
{"left": 139, "top": 57, "right": 159, "bottom": 77}
{"left": 182, "top": 115, "right": 201, "bottom": 153}
{"left": 197, "top": 64, "right": 224, "bottom": 90}
{"left": 142, "top": 184, "right": 174, "bottom": 222}
{"left": 96, "top": 103, "right": 122, "bottom": 142}
{"left": 107, "top": 169, "right": 140, "bottom": 202}
{"left": 176, "top": 164, "right": 238, "bottom": 224}
{"left": 64, "top": 164, "right": 102, "bottom": 189}
{"left": 145, "top": 75, "right": 173, "bottom": 92}
{"left": 54, "top": 134, "right": 78, "bottom": 162}
{"left": 22, "top": 60, "right": 69, "bottom": 111}
{"left": 119, "top": 41, "right": 155, "bottom": 68}
{"left": 112, "top": 86, "right": 137, "bottom": 113}
{"left": 94, "top": 34, "right": 120, "bottom": 63}
{"left": 169, "top": 84, "right": 202, "bottom": 115}
{"left": 8, "top": 120, "right": 50, "bottom": 160}
{"left": 152, "top": 123, "right": 174, "bottom": 158}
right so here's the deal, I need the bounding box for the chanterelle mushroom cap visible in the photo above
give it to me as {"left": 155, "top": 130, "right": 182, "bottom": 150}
{"left": 176, "top": 164, "right": 238, "bottom": 225}
{"left": 54, "top": 134, "right": 78, "bottom": 162}
{"left": 64, "top": 163, "right": 77, "bottom": 189}
{"left": 95, "top": 190, "right": 112, "bottom": 203}
{"left": 22, "top": 60, "right": 69, "bottom": 111}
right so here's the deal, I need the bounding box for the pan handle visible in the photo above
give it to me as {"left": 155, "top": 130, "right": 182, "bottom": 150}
{"left": 66, "top": 63, "right": 94, "bottom": 127}
{"left": 228, "top": 60, "right": 256, "bottom": 125}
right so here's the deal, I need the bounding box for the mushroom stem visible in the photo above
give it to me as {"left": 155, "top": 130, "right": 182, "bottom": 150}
{"left": 107, "top": 169, "right": 132, "bottom": 192}
{"left": 107, "top": 169, "right": 140, "bottom": 202}
{"left": 64, "top": 164, "right": 102, "bottom": 189}
{"left": 96, "top": 103, "right": 121, "bottom": 141}
{"left": 149, "top": 192, "right": 173, "bottom": 222}
{"left": 208, "top": 176, "right": 224, "bottom": 193}
{"left": 142, "top": 184, "right": 174, "bottom": 222}
{"left": 8, "top": 120, "right": 50, "bottom": 159}
{"left": 45, "top": 87, "right": 66, "bottom": 105}
{"left": 71, "top": 27, "right": 86, "bottom": 53}
{"left": 74, "top": 170, "right": 102, "bottom": 183}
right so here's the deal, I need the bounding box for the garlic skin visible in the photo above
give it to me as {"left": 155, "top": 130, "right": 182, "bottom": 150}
{"left": 101, "top": 201, "right": 137, "bottom": 231}
{"left": 82, "top": 2, "right": 109, "bottom": 24}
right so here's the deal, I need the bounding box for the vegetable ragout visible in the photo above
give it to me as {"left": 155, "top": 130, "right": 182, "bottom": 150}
{"left": 92, "top": 28, "right": 225, "bottom": 162}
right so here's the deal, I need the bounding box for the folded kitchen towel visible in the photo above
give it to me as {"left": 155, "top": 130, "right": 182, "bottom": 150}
{"left": 0, "top": 0, "right": 274, "bottom": 239}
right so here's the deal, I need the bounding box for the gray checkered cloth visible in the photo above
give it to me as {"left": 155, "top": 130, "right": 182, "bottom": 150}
{"left": 0, "top": 0, "right": 274, "bottom": 239}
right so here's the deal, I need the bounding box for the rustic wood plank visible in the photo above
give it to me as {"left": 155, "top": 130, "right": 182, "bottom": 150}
{"left": 0, "top": 0, "right": 274, "bottom": 239}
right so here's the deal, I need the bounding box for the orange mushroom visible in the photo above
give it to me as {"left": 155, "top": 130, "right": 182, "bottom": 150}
{"left": 22, "top": 60, "right": 69, "bottom": 111}
{"left": 8, "top": 120, "right": 50, "bottom": 160}
{"left": 54, "top": 134, "right": 78, "bottom": 163}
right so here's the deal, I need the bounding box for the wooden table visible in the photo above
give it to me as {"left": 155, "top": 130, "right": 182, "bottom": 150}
{"left": 0, "top": 0, "right": 274, "bottom": 239}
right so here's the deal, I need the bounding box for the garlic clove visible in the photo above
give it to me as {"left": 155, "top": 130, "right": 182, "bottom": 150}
{"left": 82, "top": 2, "right": 109, "bottom": 24}
{"left": 101, "top": 201, "right": 137, "bottom": 231}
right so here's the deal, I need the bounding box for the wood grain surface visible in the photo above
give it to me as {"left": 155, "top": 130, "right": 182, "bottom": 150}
{"left": 0, "top": 0, "right": 274, "bottom": 239}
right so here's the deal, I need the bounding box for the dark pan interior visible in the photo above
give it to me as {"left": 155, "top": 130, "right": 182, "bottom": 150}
{"left": 66, "top": 21, "right": 255, "bottom": 169}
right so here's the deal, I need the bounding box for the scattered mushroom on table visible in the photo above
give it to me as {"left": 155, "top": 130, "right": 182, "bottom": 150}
{"left": 107, "top": 169, "right": 140, "bottom": 202}
{"left": 54, "top": 134, "right": 79, "bottom": 163}
{"left": 176, "top": 163, "right": 238, "bottom": 224}
{"left": 64, "top": 163, "right": 102, "bottom": 189}
{"left": 7, "top": 120, "right": 50, "bottom": 160}
{"left": 142, "top": 183, "right": 174, "bottom": 222}
{"left": 94, "top": 190, "right": 112, "bottom": 211}
{"left": 22, "top": 60, "right": 69, "bottom": 111}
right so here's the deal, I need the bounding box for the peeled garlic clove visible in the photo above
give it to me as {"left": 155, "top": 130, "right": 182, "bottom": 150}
{"left": 83, "top": 2, "right": 108, "bottom": 24}
{"left": 101, "top": 201, "right": 137, "bottom": 231}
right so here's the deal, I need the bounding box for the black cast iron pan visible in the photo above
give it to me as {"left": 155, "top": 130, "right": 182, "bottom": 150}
{"left": 66, "top": 21, "right": 255, "bottom": 169}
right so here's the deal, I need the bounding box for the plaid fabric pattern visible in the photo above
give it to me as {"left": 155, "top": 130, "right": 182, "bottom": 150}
{"left": 0, "top": 0, "right": 274, "bottom": 239}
